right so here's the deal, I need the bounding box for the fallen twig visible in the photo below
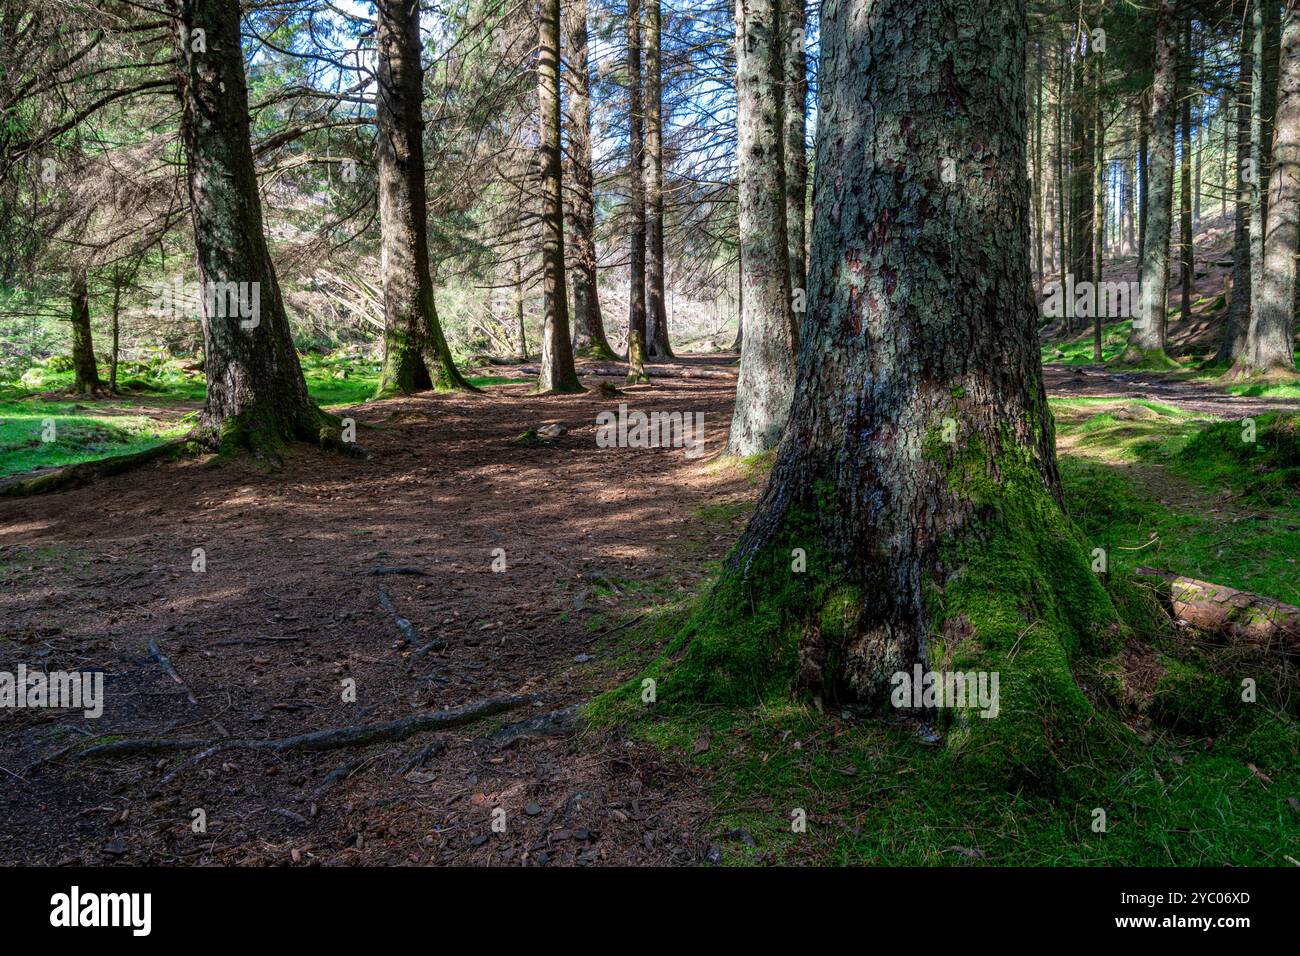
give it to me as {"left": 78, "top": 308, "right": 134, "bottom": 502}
{"left": 148, "top": 638, "right": 197, "bottom": 705}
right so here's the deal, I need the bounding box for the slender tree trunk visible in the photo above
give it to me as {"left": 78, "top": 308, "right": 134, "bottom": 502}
{"left": 170, "top": 0, "right": 339, "bottom": 458}
{"left": 537, "top": 0, "right": 582, "bottom": 392}
{"left": 1138, "top": 92, "right": 1149, "bottom": 283}
{"left": 675, "top": 1, "right": 1111, "bottom": 791}
{"left": 644, "top": 0, "right": 672, "bottom": 359}
{"left": 1222, "top": 92, "right": 1231, "bottom": 221}
{"left": 784, "top": 0, "right": 808, "bottom": 342}
{"left": 1044, "top": 44, "right": 1059, "bottom": 278}
{"left": 626, "top": 0, "right": 649, "bottom": 384}
{"left": 1126, "top": 0, "right": 1177, "bottom": 363}
{"left": 1091, "top": 18, "right": 1104, "bottom": 362}
{"left": 1034, "top": 41, "right": 1045, "bottom": 281}
{"left": 729, "top": 0, "right": 794, "bottom": 455}
{"left": 1180, "top": 27, "right": 1194, "bottom": 325}
{"left": 1220, "top": 18, "right": 1255, "bottom": 364}
{"left": 68, "top": 266, "right": 100, "bottom": 394}
{"left": 1248, "top": 0, "right": 1280, "bottom": 321}
{"left": 109, "top": 279, "right": 120, "bottom": 393}
{"left": 373, "top": 0, "right": 473, "bottom": 397}
{"left": 1237, "top": 2, "right": 1300, "bottom": 375}
{"left": 564, "top": 0, "right": 615, "bottom": 360}
{"left": 514, "top": 258, "right": 527, "bottom": 362}
{"left": 1056, "top": 39, "right": 1069, "bottom": 306}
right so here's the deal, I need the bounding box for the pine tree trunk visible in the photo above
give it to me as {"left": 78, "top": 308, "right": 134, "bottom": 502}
{"left": 1239, "top": 3, "right": 1300, "bottom": 374}
{"left": 729, "top": 0, "right": 794, "bottom": 455}
{"left": 1219, "top": 26, "right": 1254, "bottom": 365}
{"left": 1126, "top": 0, "right": 1177, "bottom": 363}
{"left": 784, "top": 0, "right": 808, "bottom": 335}
{"left": 1091, "top": 25, "right": 1104, "bottom": 362}
{"left": 170, "top": 0, "right": 337, "bottom": 458}
{"left": 626, "top": 0, "right": 649, "bottom": 384}
{"left": 1180, "top": 29, "right": 1194, "bottom": 326}
{"left": 673, "top": 1, "right": 1114, "bottom": 787}
{"left": 644, "top": 0, "right": 672, "bottom": 359}
{"left": 374, "top": 0, "right": 473, "bottom": 397}
{"left": 564, "top": 0, "right": 615, "bottom": 360}
{"left": 1236, "top": 0, "right": 1289, "bottom": 376}
{"left": 1034, "top": 41, "right": 1045, "bottom": 281}
{"left": 537, "top": 0, "right": 582, "bottom": 393}
{"left": 1138, "top": 93, "right": 1149, "bottom": 281}
{"left": 69, "top": 266, "right": 100, "bottom": 394}
{"left": 514, "top": 258, "right": 527, "bottom": 362}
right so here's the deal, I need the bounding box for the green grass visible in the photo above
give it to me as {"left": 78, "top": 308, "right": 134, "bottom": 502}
{"left": 0, "top": 353, "right": 536, "bottom": 478}
{"left": 1040, "top": 319, "right": 1132, "bottom": 366}
{"left": 0, "top": 397, "right": 189, "bottom": 479}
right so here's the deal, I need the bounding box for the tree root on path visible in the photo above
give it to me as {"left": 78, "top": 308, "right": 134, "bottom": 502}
{"left": 478, "top": 703, "right": 583, "bottom": 749}
{"left": 76, "top": 695, "right": 539, "bottom": 778}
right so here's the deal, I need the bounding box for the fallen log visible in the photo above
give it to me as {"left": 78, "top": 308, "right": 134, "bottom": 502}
{"left": 1135, "top": 567, "right": 1299, "bottom": 656}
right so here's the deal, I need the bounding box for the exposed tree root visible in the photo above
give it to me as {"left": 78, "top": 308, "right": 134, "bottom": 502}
{"left": 479, "top": 703, "right": 582, "bottom": 748}
{"left": 77, "top": 695, "right": 539, "bottom": 769}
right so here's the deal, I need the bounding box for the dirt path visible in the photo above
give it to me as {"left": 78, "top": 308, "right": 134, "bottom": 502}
{"left": 0, "top": 361, "right": 744, "bottom": 866}
{"left": 2, "top": 357, "right": 1291, "bottom": 866}
{"left": 1043, "top": 364, "right": 1300, "bottom": 418}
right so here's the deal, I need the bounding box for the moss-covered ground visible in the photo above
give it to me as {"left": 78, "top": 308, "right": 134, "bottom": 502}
{"left": 583, "top": 396, "right": 1300, "bottom": 866}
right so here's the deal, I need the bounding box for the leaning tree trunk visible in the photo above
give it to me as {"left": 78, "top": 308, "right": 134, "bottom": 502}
{"left": 784, "top": 0, "right": 807, "bottom": 347}
{"left": 68, "top": 266, "right": 101, "bottom": 394}
{"left": 729, "top": 0, "right": 794, "bottom": 455}
{"left": 374, "top": 0, "right": 473, "bottom": 396}
{"left": 1238, "top": 2, "right": 1300, "bottom": 375}
{"left": 536, "top": 0, "right": 582, "bottom": 393}
{"left": 664, "top": 0, "right": 1115, "bottom": 791}
{"left": 1125, "top": 0, "right": 1177, "bottom": 364}
{"left": 171, "top": 0, "right": 338, "bottom": 459}
{"left": 564, "top": 0, "right": 616, "bottom": 360}
{"left": 644, "top": 0, "right": 672, "bottom": 360}
{"left": 1220, "top": 28, "right": 1255, "bottom": 364}
{"left": 625, "top": 0, "right": 649, "bottom": 383}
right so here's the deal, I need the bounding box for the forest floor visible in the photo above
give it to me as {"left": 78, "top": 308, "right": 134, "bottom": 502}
{"left": 1, "top": 354, "right": 1297, "bottom": 865}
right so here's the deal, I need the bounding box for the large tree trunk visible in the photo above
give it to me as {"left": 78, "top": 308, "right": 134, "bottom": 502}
{"left": 373, "top": 0, "right": 473, "bottom": 397}
{"left": 564, "top": 0, "right": 615, "bottom": 360}
{"left": 170, "top": 0, "right": 338, "bottom": 459}
{"left": 1219, "top": 26, "right": 1254, "bottom": 365}
{"left": 68, "top": 266, "right": 101, "bottom": 394}
{"left": 644, "top": 0, "right": 672, "bottom": 360}
{"left": 783, "top": 0, "right": 807, "bottom": 344}
{"left": 1238, "top": 3, "right": 1300, "bottom": 375}
{"left": 625, "top": 0, "right": 649, "bottom": 384}
{"left": 729, "top": 0, "right": 794, "bottom": 455}
{"left": 666, "top": 0, "right": 1112, "bottom": 790}
{"left": 1125, "top": 0, "right": 1178, "bottom": 364}
{"left": 537, "top": 0, "right": 582, "bottom": 393}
